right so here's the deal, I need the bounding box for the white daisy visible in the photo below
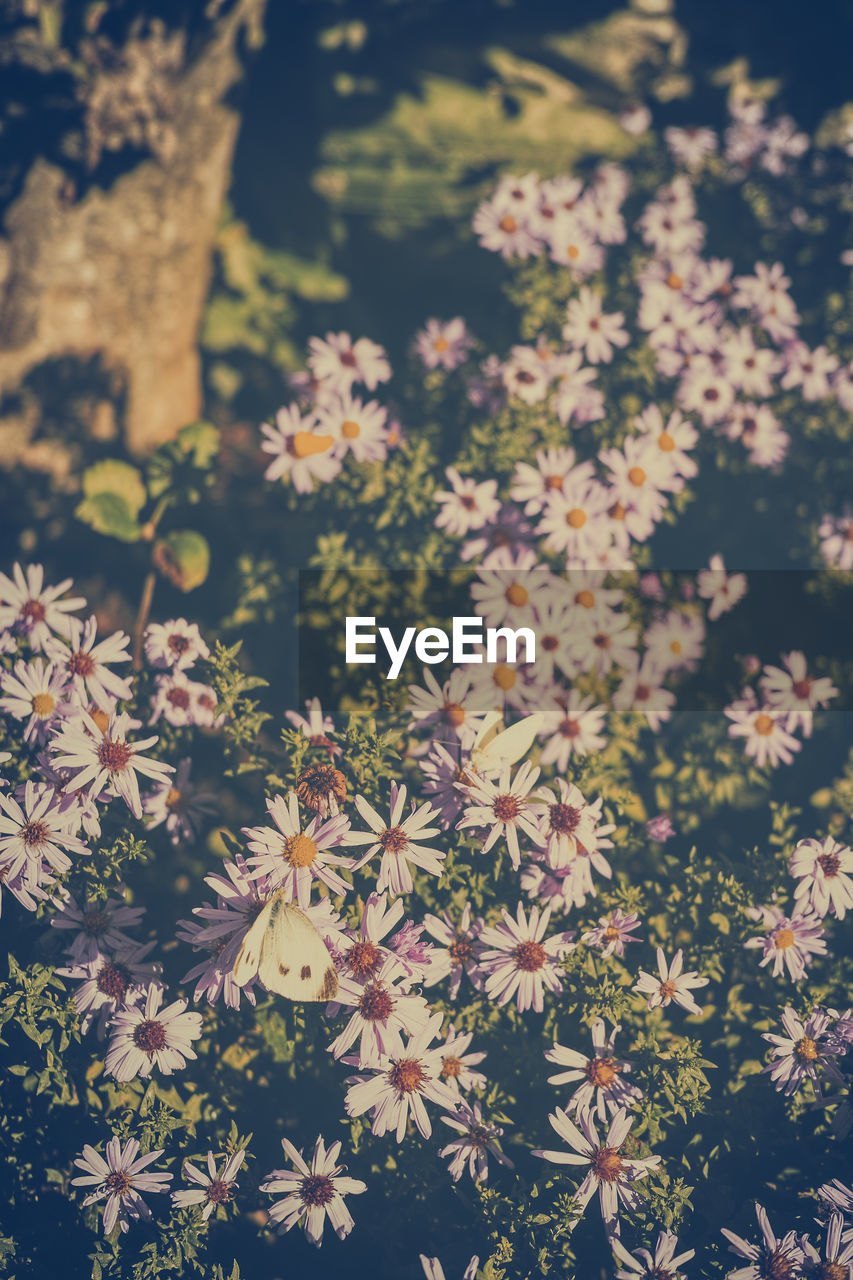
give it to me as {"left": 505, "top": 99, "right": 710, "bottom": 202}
{"left": 478, "top": 902, "right": 574, "bottom": 1014}
{"left": 105, "top": 984, "right": 203, "bottom": 1082}
{"left": 48, "top": 710, "right": 172, "bottom": 820}
{"left": 345, "top": 783, "right": 445, "bottom": 897}
{"left": 71, "top": 1136, "right": 171, "bottom": 1235}
{"left": 343, "top": 1012, "right": 457, "bottom": 1141}
{"left": 172, "top": 1149, "right": 246, "bottom": 1220}
{"left": 532, "top": 1106, "right": 660, "bottom": 1233}
{"left": 0, "top": 563, "right": 84, "bottom": 651}
{"left": 260, "top": 1134, "right": 367, "bottom": 1246}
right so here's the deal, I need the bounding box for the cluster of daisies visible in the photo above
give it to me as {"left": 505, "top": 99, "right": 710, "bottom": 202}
{"left": 260, "top": 92, "right": 853, "bottom": 579}
{"left": 0, "top": 543, "right": 849, "bottom": 1271}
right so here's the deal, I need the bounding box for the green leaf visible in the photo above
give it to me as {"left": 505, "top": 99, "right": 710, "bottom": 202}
{"left": 177, "top": 421, "right": 220, "bottom": 468}
{"left": 75, "top": 492, "right": 142, "bottom": 542}
{"left": 153, "top": 530, "right": 210, "bottom": 592}
{"left": 81, "top": 460, "right": 147, "bottom": 515}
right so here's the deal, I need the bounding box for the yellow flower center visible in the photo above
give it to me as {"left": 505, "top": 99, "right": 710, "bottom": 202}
{"left": 433, "top": 336, "right": 450, "bottom": 353}
{"left": 31, "top": 692, "right": 56, "bottom": 717}
{"left": 567, "top": 244, "right": 580, "bottom": 260}
{"left": 492, "top": 664, "right": 516, "bottom": 690}
{"left": 754, "top": 713, "right": 775, "bottom": 736}
{"left": 628, "top": 466, "right": 647, "bottom": 487}
{"left": 565, "top": 508, "right": 587, "bottom": 529}
{"left": 774, "top": 928, "right": 795, "bottom": 950}
{"left": 795, "top": 1035, "right": 819, "bottom": 1063}
{"left": 288, "top": 431, "right": 334, "bottom": 459}
{"left": 282, "top": 833, "right": 319, "bottom": 867}
{"left": 505, "top": 583, "right": 528, "bottom": 607}
{"left": 658, "top": 430, "right": 676, "bottom": 451}
{"left": 341, "top": 419, "right": 361, "bottom": 440}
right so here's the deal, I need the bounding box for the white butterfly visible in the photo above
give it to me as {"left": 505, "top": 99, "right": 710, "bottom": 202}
{"left": 232, "top": 890, "right": 339, "bottom": 1002}
{"left": 468, "top": 709, "right": 543, "bottom": 775}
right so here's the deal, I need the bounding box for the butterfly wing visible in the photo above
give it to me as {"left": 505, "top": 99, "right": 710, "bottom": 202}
{"left": 471, "top": 708, "right": 503, "bottom": 752}
{"left": 257, "top": 899, "right": 339, "bottom": 1002}
{"left": 476, "top": 713, "right": 544, "bottom": 769}
{"left": 232, "top": 897, "right": 275, "bottom": 987}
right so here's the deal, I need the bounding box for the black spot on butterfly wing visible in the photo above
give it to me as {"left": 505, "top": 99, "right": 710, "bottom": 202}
{"left": 318, "top": 967, "right": 338, "bottom": 1000}
{"left": 278, "top": 964, "right": 290, "bottom": 977}
{"left": 300, "top": 964, "right": 312, "bottom": 980}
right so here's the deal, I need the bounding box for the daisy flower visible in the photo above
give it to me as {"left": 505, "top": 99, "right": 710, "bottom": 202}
{"left": 479, "top": 902, "right": 574, "bottom": 1014}
{"left": 242, "top": 791, "right": 352, "bottom": 909}
{"left": 436, "top": 1024, "right": 487, "bottom": 1095}
{"left": 720, "top": 1203, "right": 805, "bottom": 1280}
{"left": 666, "top": 123, "right": 718, "bottom": 170}
{"left": 696, "top": 555, "right": 748, "bottom": 621}
{"left": 51, "top": 890, "right": 145, "bottom": 963}
{"left": 562, "top": 287, "right": 629, "bottom": 364}
{"left": 57, "top": 942, "right": 160, "bottom": 1037}
{"left": 336, "top": 892, "right": 407, "bottom": 987}
{"left": 286, "top": 696, "right": 336, "bottom": 744}
{"left": 259, "top": 403, "right": 341, "bottom": 493}
{"left": 144, "top": 619, "right": 209, "bottom": 671}
{"left": 457, "top": 761, "right": 544, "bottom": 869}
{"left": 0, "top": 658, "right": 69, "bottom": 744}
{"left": 635, "top": 405, "right": 698, "bottom": 490}
{"left": 418, "top": 742, "right": 470, "bottom": 826}
{"left": 538, "top": 479, "right": 613, "bottom": 562}
{"left": 260, "top": 1135, "right": 367, "bottom": 1246}
{"left": 762, "top": 1006, "right": 838, "bottom": 1096}
{"left": 49, "top": 710, "right": 172, "bottom": 821}
{"left": 327, "top": 955, "right": 431, "bottom": 1067}
{"left": 148, "top": 671, "right": 200, "bottom": 727}
{"left": 802, "top": 1212, "right": 853, "bottom": 1280}
{"left": 422, "top": 902, "right": 485, "bottom": 999}
{"left": 438, "top": 1100, "right": 514, "bottom": 1183}
{"left": 172, "top": 1149, "right": 246, "bottom": 1219}
{"left": 420, "top": 1256, "right": 480, "bottom": 1280}
{"left": 759, "top": 651, "right": 837, "bottom": 736}
{"left": 314, "top": 392, "right": 389, "bottom": 463}
{"left": 612, "top": 659, "right": 675, "bottom": 731}
{"left": 105, "top": 984, "right": 203, "bottom": 1082}
{"left": 0, "top": 563, "right": 84, "bottom": 651}
{"left": 744, "top": 905, "right": 827, "bottom": 980}
{"left": 307, "top": 331, "right": 391, "bottom": 393}
{"left": 612, "top": 1229, "right": 694, "bottom": 1280}
{"left": 434, "top": 467, "right": 501, "bottom": 538}
{"left": 71, "top": 1136, "right": 171, "bottom": 1235}
{"left": 143, "top": 757, "right": 217, "bottom": 845}
{"left": 534, "top": 779, "right": 602, "bottom": 870}
{"left": 510, "top": 447, "right": 588, "bottom": 516}
{"left": 344, "top": 1012, "right": 458, "bottom": 1141}
{"left": 44, "top": 616, "right": 132, "bottom": 708}
{"left": 725, "top": 695, "right": 800, "bottom": 769}
{"left": 790, "top": 837, "right": 853, "bottom": 919}
{"left": 407, "top": 668, "right": 490, "bottom": 744}
{"left": 545, "top": 1019, "right": 641, "bottom": 1121}
{"left": 532, "top": 1106, "right": 660, "bottom": 1234}
{"left": 582, "top": 909, "right": 642, "bottom": 958}
{"left": 413, "top": 317, "right": 474, "bottom": 371}
{"left": 634, "top": 948, "right": 708, "bottom": 1015}
{"left": 469, "top": 553, "right": 550, "bottom": 630}
{"left": 818, "top": 511, "right": 853, "bottom": 570}
{"left": 472, "top": 199, "right": 541, "bottom": 259}
{"left": 643, "top": 611, "right": 705, "bottom": 673}
{"left": 0, "top": 781, "right": 87, "bottom": 885}
{"left": 345, "top": 783, "right": 445, "bottom": 897}
{"left": 538, "top": 691, "right": 608, "bottom": 769}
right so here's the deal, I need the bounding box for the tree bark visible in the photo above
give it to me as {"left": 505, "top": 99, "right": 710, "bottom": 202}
{"left": 0, "top": 0, "right": 265, "bottom": 464}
